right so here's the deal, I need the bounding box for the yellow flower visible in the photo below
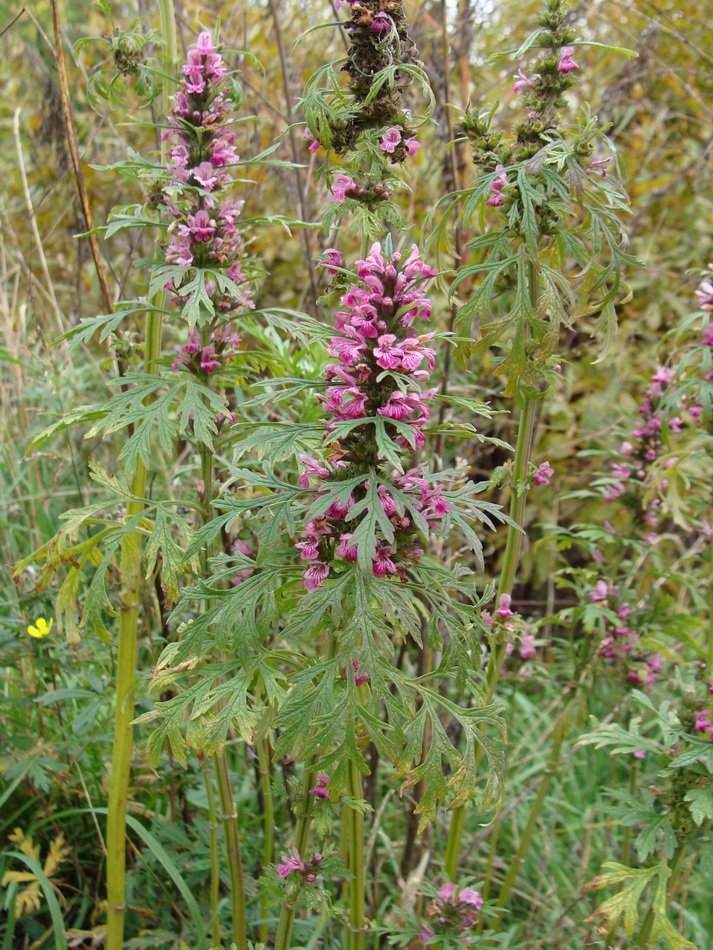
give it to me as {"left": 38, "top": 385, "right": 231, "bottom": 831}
{"left": 27, "top": 617, "right": 53, "bottom": 639}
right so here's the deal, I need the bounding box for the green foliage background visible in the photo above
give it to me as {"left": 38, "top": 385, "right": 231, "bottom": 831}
{"left": 1, "top": 1, "right": 712, "bottom": 948}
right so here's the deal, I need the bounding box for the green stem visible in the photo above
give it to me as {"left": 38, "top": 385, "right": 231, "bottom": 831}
{"left": 347, "top": 761, "right": 366, "bottom": 950}
{"left": 489, "top": 716, "right": 566, "bottom": 934}
{"left": 258, "top": 737, "right": 275, "bottom": 946}
{"left": 273, "top": 766, "right": 318, "bottom": 950}
{"left": 197, "top": 432, "right": 246, "bottom": 948}
{"left": 635, "top": 843, "right": 687, "bottom": 948}
{"left": 604, "top": 759, "right": 639, "bottom": 949}
{"left": 215, "top": 752, "right": 248, "bottom": 950}
{"left": 105, "top": 7, "right": 176, "bottom": 944}
{"left": 203, "top": 761, "right": 221, "bottom": 948}
{"left": 443, "top": 392, "right": 539, "bottom": 881}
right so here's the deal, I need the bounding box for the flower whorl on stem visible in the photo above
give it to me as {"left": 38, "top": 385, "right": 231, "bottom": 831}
{"left": 297, "top": 242, "right": 451, "bottom": 590}
{"left": 159, "top": 32, "right": 253, "bottom": 375}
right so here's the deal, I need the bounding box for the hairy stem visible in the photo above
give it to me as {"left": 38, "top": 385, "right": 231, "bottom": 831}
{"left": 273, "top": 766, "right": 318, "bottom": 950}
{"left": 105, "top": 9, "right": 176, "bottom": 949}
{"left": 258, "top": 737, "right": 275, "bottom": 945}
{"left": 347, "top": 762, "right": 366, "bottom": 950}
{"left": 215, "top": 752, "right": 248, "bottom": 950}
{"left": 203, "top": 761, "right": 221, "bottom": 948}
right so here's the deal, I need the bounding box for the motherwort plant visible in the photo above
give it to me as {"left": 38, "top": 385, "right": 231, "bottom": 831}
{"left": 424, "top": 0, "right": 635, "bottom": 921}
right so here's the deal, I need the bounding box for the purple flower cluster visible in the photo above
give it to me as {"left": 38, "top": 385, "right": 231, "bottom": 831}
{"left": 159, "top": 33, "right": 253, "bottom": 348}
{"left": 419, "top": 882, "right": 484, "bottom": 943}
{"left": 172, "top": 324, "right": 240, "bottom": 375}
{"left": 329, "top": 174, "right": 390, "bottom": 204}
{"left": 276, "top": 847, "right": 323, "bottom": 882}
{"left": 296, "top": 243, "right": 450, "bottom": 591}
{"left": 590, "top": 581, "right": 663, "bottom": 688}
{"left": 483, "top": 595, "right": 537, "bottom": 662}
{"left": 605, "top": 367, "right": 676, "bottom": 530}
{"left": 694, "top": 710, "right": 713, "bottom": 741}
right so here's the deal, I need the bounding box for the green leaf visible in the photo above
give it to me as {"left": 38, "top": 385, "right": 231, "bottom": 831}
{"left": 144, "top": 507, "right": 192, "bottom": 607}
{"left": 584, "top": 862, "right": 661, "bottom": 937}
{"left": 685, "top": 785, "right": 713, "bottom": 827}
{"left": 3, "top": 852, "right": 68, "bottom": 950}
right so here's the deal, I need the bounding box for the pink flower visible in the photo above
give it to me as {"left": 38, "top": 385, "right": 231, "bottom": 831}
{"left": 374, "top": 334, "right": 404, "bottom": 369}
{"left": 519, "top": 633, "right": 536, "bottom": 660}
{"left": 694, "top": 711, "right": 713, "bottom": 739}
{"left": 486, "top": 165, "right": 508, "bottom": 207}
{"left": 370, "top": 11, "right": 391, "bottom": 32}
{"left": 337, "top": 534, "right": 359, "bottom": 561}
{"left": 309, "top": 773, "right": 331, "bottom": 799}
{"left": 305, "top": 128, "right": 321, "bottom": 153}
{"left": 533, "top": 461, "right": 554, "bottom": 486}
{"left": 405, "top": 137, "right": 421, "bottom": 157}
{"left": 319, "top": 248, "right": 343, "bottom": 273}
{"left": 373, "top": 544, "right": 398, "bottom": 577}
{"left": 276, "top": 847, "right": 306, "bottom": 878}
{"left": 458, "top": 887, "right": 483, "bottom": 910}
{"left": 192, "top": 161, "right": 219, "bottom": 191}
{"left": 494, "top": 593, "right": 514, "bottom": 620}
{"left": 513, "top": 68, "right": 533, "bottom": 94}
{"left": 558, "top": 47, "right": 579, "bottom": 73}
{"left": 419, "top": 930, "right": 434, "bottom": 943}
{"left": 331, "top": 174, "right": 357, "bottom": 202}
{"left": 304, "top": 561, "right": 329, "bottom": 591}
{"left": 380, "top": 127, "right": 402, "bottom": 153}
{"left": 200, "top": 345, "right": 221, "bottom": 373}
{"left": 437, "top": 882, "right": 457, "bottom": 901}
{"left": 349, "top": 658, "right": 369, "bottom": 687}
{"left": 298, "top": 454, "right": 330, "bottom": 489}
{"left": 696, "top": 279, "right": 713, "bottom": 311}
{"left": 589, "top": 580, "right": 609, "bottom": 603}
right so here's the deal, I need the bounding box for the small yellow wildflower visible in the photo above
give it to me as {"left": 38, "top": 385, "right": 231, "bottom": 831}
{"left": 26, "top": 617, "right": 53, "bottom": 639}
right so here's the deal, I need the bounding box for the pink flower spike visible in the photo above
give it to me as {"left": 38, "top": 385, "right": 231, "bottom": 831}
{"left": 380, "top": 127, "right": 402, "bottom": 153}
{"left": 558, "top": 46, "right": 579, "bottom": 73}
